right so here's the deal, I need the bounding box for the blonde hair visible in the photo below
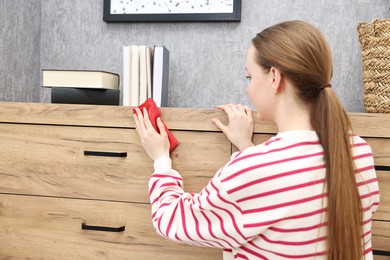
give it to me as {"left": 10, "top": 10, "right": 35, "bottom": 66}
{"left": 252, "top": 20, "right": 362, "bottom": 259}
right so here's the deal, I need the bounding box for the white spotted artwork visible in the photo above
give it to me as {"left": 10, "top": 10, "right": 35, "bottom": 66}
{"left": 110, "top": 0, "right": 234, "bottom": 14}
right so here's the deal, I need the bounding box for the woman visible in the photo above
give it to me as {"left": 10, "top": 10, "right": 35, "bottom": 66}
{"left": 133, "top": 20, "right": 379, "bottom": 259}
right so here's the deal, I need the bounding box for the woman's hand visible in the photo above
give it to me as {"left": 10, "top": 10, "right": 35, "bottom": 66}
{"left": 212, "top": 104, "right": 254, "bottom": 151}
{"left": 133, "top": 107, "right": 170, "bottom": 161}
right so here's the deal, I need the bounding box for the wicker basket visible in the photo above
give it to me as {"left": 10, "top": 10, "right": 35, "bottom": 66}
{"left": 357, "top": 19, "right": 390, "bottom": 113}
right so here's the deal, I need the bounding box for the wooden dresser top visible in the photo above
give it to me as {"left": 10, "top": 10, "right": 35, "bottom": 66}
{"left": 0, "top": 102, "right": 389, "bottom": 138}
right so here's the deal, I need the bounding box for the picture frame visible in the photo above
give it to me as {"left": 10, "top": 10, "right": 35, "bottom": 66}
{"left": 103, "top": 0, "right": 241, "bottom": 23}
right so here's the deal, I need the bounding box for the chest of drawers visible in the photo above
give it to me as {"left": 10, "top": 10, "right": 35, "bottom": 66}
{"left": 0, "top": 102, "right": 388, "bottom": 259}
{"left": 0, "top": 102, "right": 229, "bottom": 259}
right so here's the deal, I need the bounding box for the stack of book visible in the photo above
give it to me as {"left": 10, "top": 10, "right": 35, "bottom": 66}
{"left": 42, "top": 70, "right": 120, "bottom": 105}
{"left": 123, "top": 45, "right": 169, "bottom": 107}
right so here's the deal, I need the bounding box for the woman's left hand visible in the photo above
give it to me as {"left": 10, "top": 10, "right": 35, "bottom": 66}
{"left": 212, "top": 104, "right": 254, "bottom": 151}
{"left": 133, "top": 107, "right": 170, "bottom": 161}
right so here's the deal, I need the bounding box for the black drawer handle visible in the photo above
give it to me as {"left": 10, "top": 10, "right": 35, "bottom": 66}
{"left": 84, "top": 150, "right": 127, "bottom": 157}
{"left": 373, "top": 250, "right": 390, "bottom": 256}
{"left": 375, "top": 165, "right": 390, "bottom": 171}
{"left": 81, "top": 223, "right": 125, "bottom": 232}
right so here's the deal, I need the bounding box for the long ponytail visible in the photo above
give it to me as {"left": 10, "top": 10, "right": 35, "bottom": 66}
{"left": 312, "top": 88, "right": 363, "bottom": 259}
{"left": 252, "top": 20, "right": 363, "bottom": 259}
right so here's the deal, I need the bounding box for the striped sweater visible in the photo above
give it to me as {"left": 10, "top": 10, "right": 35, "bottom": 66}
{"left": 149, "top": 130, "right": 380, "bottom": 259}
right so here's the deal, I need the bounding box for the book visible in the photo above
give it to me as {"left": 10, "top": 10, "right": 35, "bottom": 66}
{"left": 122, "top": 45, "right": 168, "bottom": 107}
{"left": 139, "top": 46, "right": 153, "bottom": 105}
{"left": 122, "top": 46, "right": 131, "bottom": 106}
{"left": 42, "top": 70, "right": 119, "bottom": 90}
{"left": 51, "top": 87, "right": 119, "bottom": 105}
{"left": 152, "top": 46, "right": 169, "bottom": 107}
{"left": 130, "top": 45, "right": 140, "bottom": 106}
{"left": 146, "top": 47, "right": 153, "bottom": 100}
{"left": 139, "top": 46, "right": 148, "bottom": 105}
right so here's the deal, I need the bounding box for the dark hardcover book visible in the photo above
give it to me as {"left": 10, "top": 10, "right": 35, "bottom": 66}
{"left": 51, "top": 87, "right": 120, "bottom": 105}
{"left": 152, "top": 45, "right": 169, "bottom": 107}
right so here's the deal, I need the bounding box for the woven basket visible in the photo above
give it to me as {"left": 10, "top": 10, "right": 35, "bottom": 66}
{"left": 357, "top": 19, "right": 390, "bottom": 113}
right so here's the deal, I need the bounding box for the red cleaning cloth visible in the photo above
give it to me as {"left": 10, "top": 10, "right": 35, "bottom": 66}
{"left": 132, "top": 98, "right": 179, "bottom": 153}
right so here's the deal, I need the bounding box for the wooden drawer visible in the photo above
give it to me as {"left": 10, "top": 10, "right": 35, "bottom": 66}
{"left": 365, "top": 138, "right": 390, "bottom": 166}
{"left": 372, "top": 220, "right": 390, "bottom": 254}
{"left": 0, "top": 123, "right": 231, "bottom": 203}
{"left": 375, "top": 170, "right": 390, "bottom": 221}
{"left": 0, "top": 194, "right": 221, "bottom": 259}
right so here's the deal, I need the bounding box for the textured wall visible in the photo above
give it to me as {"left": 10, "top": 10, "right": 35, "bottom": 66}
{"left": 0, "top": 0, "right": 41, "bottom": 102}
{"left": 2, "top": 1, "right": 389, "bottom": 111}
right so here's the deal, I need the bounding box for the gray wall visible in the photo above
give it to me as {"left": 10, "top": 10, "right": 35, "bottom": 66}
{"left": 1, "top": 1, "right": 389, "bottom": 111}
{"left": 0, "top": 0, "right": 41, "bottom": 102}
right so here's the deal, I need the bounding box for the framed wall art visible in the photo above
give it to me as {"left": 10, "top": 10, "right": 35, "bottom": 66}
{"left": 103, "top": 0, "right": 241, "bottom": 22}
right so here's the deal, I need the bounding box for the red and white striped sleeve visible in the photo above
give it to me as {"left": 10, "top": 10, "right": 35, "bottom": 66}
{"left": 149, "top": 155, "right": 252, "bottom": 249}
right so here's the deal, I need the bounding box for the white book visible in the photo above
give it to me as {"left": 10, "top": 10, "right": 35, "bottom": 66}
{"left": 152, "top": 46, "right": 169, "bottom": 107}
{"left": 122, "top": 46, "right": 131, "bottom": 106}
{"left": 139, "top": 46, "right": 148, "bottom": 104}
{"left": 42, "top": 70, "right": 119, "bottom": 90}
{"left": 130, "top": 45, "right": 140, "bottom": 106}
{"left": 146, "top": 47, "right": 153, "bottom": 99}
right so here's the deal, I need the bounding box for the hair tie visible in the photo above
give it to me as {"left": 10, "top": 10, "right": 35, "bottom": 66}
{"left": 320, "top": 83, "right": 331, "bottom": 89}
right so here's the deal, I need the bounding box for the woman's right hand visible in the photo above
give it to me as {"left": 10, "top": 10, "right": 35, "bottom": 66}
{"left": 212, "top": 104, "right": 254, "bottom": 151}
{"left": 133, "top": 107, "right": 170, "bottom": 161}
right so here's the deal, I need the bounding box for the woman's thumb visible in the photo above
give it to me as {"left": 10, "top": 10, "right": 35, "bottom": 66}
{"left": 212, "top": 118, "right": 226, "bottom": 132}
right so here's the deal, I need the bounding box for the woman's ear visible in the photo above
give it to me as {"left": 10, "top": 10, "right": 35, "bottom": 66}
{"left": 269, "top": 67, "right": 283, "bottom": 93}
